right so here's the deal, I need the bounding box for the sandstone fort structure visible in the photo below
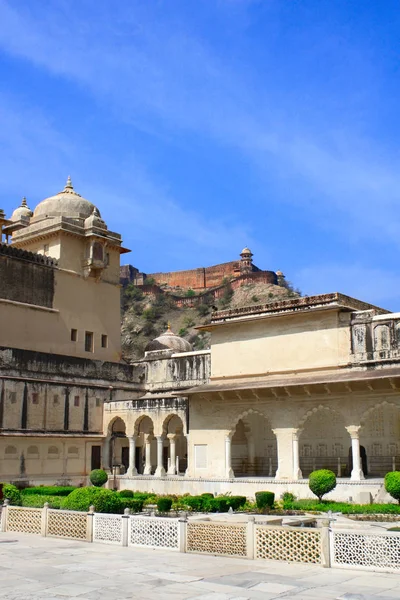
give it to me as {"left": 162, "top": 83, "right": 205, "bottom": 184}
{"left": 1, "top": 179, "right": 399, "bottom": 503}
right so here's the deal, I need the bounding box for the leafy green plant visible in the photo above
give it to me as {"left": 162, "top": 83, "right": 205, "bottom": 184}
{"left": 309, "top": 469, "right": 336, "bottom": 501}
{"left": 226, "top": 496, "right": 247, "bottom": 511}
{"left": 255, "top": 491, "right": 275, "bottom": 510}
{"left": 93, "top": 489, "right": 122, "bottom": 514}
{"left": 2, "top": 484, "right": 21, "bottom": 505}
{"left": 385, "top": 472, "right": 400, "bottom": 504}
{"left": 186, "top": 289, "right": 196, "bottom": 297}
{"left": 251, "top": 295, "right": 259, "bottom": 303}
{"left": 157, "top": 497, "right": 173, "bottom": 512}
{"left": 21, "top": 494, "right": 63, "bottom": 509}
{"left": 120, "top": 498, "right": 144, "bottom": 513}
{"left": 183, "top": 495, "right": 204, "bottom": 512}
{"left": 89, "top": 469, "right": 108, "bottom": 487}
{"left": 61, "top": 487, "right": 100, "bottom": 511}
{"left": 210, "top": 497, "right": 230, "bottom": 513}
{"left": 178, "top": 328, "right": 188, "bottom": 337}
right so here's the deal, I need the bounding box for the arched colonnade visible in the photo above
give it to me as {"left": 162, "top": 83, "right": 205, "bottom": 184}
{"left": 103, "top": 414, "right": 187, "bottom": 477}
{"left": 224, "top": 402, "right": 400, "bottom": 480}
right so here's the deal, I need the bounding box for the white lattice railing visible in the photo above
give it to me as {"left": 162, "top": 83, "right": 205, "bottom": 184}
{"left": 128, "top": 515, "right": 180, "bottom": 550}
{"left": 187, "top": 521, "right": 247, "bottom": 557}
{"left": 255, "top": 525, "right": 322, "bottom": 564}
{"left": 6, "top": 506, "right": 42, "bottom": 535}
{"left": 331, "top": 529, "right": 400, "bottom": 573}
{"left": 47, "top": 509, "right": 87, "bottom": 541}
{"left": 93, "top": 513, "right": 123, "bottom": 545}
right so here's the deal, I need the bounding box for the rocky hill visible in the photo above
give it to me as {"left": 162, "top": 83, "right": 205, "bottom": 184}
{"left": 121, "top": 278, "right": 301, "bottom": 362}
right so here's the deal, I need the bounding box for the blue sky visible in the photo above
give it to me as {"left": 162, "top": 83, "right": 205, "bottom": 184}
{"left": 1, "top": 0, "right": 400, "bottom": 309}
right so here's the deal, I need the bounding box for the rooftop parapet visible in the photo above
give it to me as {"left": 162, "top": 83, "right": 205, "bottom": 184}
{"left": 0, "top": 241, "right": 58, "bottom": 267}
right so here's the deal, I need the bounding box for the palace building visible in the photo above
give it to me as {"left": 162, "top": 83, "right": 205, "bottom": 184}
{"left": 1, "top": 179, "right": 399, "bottom": 502}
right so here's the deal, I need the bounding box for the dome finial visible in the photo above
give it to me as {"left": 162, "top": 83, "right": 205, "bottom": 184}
{"left": 167, "top": 322, "right": 171, "bottom": 331}
{"left": 64, "top": 175, "right": 73, "bottom": 191}
{"left": 21, "top": 197, "right": 27, "bottom": 207}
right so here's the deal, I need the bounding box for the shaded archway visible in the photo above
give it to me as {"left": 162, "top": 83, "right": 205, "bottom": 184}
{"left": 109, "top": 417, "right": 128, "bottom": 474}
{"left": 231, "top": 411, "right": 277, "bottom": 477}
{"left": 360, "top": 403, "right": 400, "bottom": 477}
{"left": 134, "top": 415, "right": 156, "bottom": 475}
{"left": 163, "top": 414, "right": 187, "bottom": 475}
{"left": 299, "top": 406, "right": 350, "bottom": 477}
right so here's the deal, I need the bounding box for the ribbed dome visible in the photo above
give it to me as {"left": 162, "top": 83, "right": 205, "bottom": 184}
{"left": 240, "top": 247, "right": 252, "bottom": 255}
{"left": 33, "top": 177, "right": 99, "bottom": 221}
{"left": 11, "top": 197, "right": 33, "bottom": 222}
{"left": 145, "top": 325, "right": 192, "bottom": 353}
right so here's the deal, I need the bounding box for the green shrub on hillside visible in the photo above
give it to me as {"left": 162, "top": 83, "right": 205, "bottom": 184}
{"left": 309, "top": 470, "right": 336, "bottom": 501}
{"left": 385, "top": 472, "right": 400, "bottom": 504}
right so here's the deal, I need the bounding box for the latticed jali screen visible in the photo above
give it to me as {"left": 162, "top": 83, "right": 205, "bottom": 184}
{"left": 129, "top": 516, "right": 179, "bottom": 549}
{"left": 6, "top": 507, "right": 41, "bottom": 535}
{"left": 255, "top": 525, "right": 321, "bottom": 564}
{"left": 93, "top": 514, "right": 123, "bottom": 545}
{"left": 187, "top": 522, "right": 247, "bottom": 557}
{"left": 47, "top": 509, "right": 87, "bottom": 540}
{"left": 332, "top": 531, "right": 400, "bottom": 572}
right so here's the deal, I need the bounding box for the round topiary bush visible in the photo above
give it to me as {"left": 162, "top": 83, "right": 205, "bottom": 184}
{"left": 385, "top": 471, "right": 400, "bottom": 504}
{"left": 157, "top": 497, "right": 173, "bottom": 512}
{"left": 309, "top": 469, "right": 337, "bottom": 501}
{"left": 89, "top": 469, "right": 108, "bottom": 487}
{"left": 2, "top": 483, "right": 21, "bottom": 506}
{"left": 93, "top": 489, "right": 122, "bottom": 514}
{"left": 118, "top": 490, "right": 134, "bottom": 498}
{"left": 255, "top": 491, "right": 275, "bottom": 510}
{"left": 61, "top": 487, "right": 100, "bottom": 511}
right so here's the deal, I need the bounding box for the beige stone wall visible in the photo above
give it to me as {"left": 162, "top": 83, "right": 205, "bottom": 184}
{"left": 1, "top": 266, "right": 122, "bottom": 361}
{"left": 0, "top": 436, "right": 101, "bottom": 484}
{"left": 210, "top": 309, "right": 352, "bottom": 379}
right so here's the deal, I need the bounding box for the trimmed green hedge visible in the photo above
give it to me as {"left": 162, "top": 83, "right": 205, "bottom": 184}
{"left": 118, "top": 490, "right": 134, "bottom": 498}
{"left": 255, "top": 491, "right": 275, "bottom": 510}
{"left": 286, "top": 499, "right": 400, "bottom": 514}
{"left": 61, "top": 487, "right": 101, "bottom": 512}
{"left": 89, "top": 469, "right": 108, "bottom": 487}
{"left": 120, "top": 498, "right": 144, "bottom": 513}
{"left": 157, "top": 497, "right": 173, "bottom": 512}
{"left": 21, "top": 494, "right": 63, "bottom": 509}
{"left": 22, "top": 486, "right": 76, "bottom": 497}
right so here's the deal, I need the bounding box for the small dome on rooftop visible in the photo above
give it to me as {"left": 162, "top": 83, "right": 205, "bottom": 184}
{"left": 32, "top": 176, "right": 99, "bottom": 221}
{"left": 145, "top": 325, "right": 192, "bottom": 354}
{"left": 11, "top": 197, "right": 33, "bottom": 222}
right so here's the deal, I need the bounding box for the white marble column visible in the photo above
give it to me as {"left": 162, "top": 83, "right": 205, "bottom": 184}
{"left": 155, "top": 435, "right": 166, "bottom": 477}
{"left": 273, "top": 428, "right": 295, "bottom": 480}
{"left": 346, "top": 426, "right": 364, "bottom": 480}
{"left": 246, "top": 435, "right": 256, "bottom": 475}
{"left": 292, "top": 429, "right": 303, "bottom": 480}
{"left": 225, "top": 433, "right": 234, "bottom": 478}
{"left": 102, "top": 437, "right": 111, "bottom": 471}
{"left": 167, "top": 434, "right": 177, "bottom": 475}
{"left": 144, "top": 434, "right": 153, "bottom": 475}
{"left": 126, "top": 435, "right": 138, "bottom": 477}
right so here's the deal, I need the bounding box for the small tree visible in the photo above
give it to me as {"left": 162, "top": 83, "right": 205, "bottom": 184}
{"left": 90, "top": 469, "right": 108, "bottom": 488}
{"left": 385, "top": 471, "right": 400, "bottom": 504}
{"left": 309, "top": 469, "right": 336, "bottom": 501}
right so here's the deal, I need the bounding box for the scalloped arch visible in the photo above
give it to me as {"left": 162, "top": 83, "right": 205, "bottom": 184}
{"left": 161, "top": 413, "right": 186, "bottom": 435}
{"left": 106, "top": 415, "right": 127, "bottom": 435}
{"left": 229, "top": 408, "right": 271, "bottom": 433}
{"left": 298, "top": 404, "right": 345, "bottom": 429}
{"left": 133, "top": 414, "right": 155, "bottom": 435}
{"left": 360, "top": 400, "right": 400, "bottom": 426}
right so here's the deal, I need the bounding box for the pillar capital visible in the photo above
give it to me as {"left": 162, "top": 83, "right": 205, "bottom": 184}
{"left": 346, "top": 425, "right": 361, "bottom": 439}
{"left": 167, "top": 433, "right": 177, "bottom": 441}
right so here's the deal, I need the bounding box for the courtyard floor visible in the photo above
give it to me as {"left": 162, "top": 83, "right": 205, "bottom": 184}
{"left": 0, "top": 532, "right": 400, "bottom": 600}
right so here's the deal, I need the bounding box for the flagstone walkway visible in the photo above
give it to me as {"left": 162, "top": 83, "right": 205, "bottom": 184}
{"left": 0, "top": 532, "right": 399, "bottom": 600}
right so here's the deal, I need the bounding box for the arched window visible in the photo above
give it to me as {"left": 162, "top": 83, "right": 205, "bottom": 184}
{"left": 68, "top": 446, "right": 79, "bottom": 456}
{"left": 27, "top": 445, "right": 39, "bottom": 456}
{"left": 5, "top": 445, "right": 17, "bottom": 456}
{"left": 48, "top": 446, "right": 59, "bottom": 457}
